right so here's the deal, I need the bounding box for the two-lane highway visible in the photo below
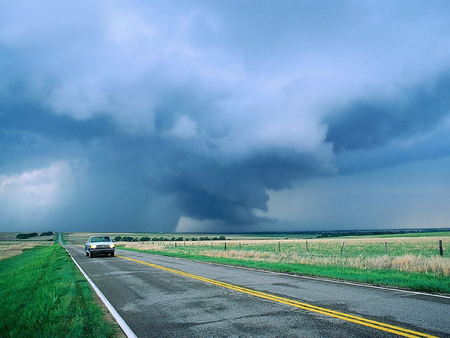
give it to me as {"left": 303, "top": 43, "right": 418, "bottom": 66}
{"left": 64, "top": 244, "right": 450, "bottom": 338}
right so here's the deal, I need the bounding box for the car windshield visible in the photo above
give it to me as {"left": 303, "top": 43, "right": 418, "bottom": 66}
{"left": 91, "top": 236, "right": 111, "bottom": 242}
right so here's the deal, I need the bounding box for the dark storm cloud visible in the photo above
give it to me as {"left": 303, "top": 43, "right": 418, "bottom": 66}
{"left": 0, "top": 85, "right": 116, "bottom": 175}
{"left": 84, "top": 111, "right": 331, "bottom": 229}
{"left": 325, "top": 72, "right": 450, "bottom": 152}
{"left": 335, "top": 127, "right": 450, "bottom": 175}
{"left": 0, "top": 99, "right": 115, "bottom": 143}
{"left": 154, "top": 147, "right": 329, "bottom": 227}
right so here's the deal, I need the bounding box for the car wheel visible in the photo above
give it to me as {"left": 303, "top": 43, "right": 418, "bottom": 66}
{"left": 86, "top": 251, "right": 89, "bottom": 257}
{"left": 89, "top": 251, "right": 93, "bottom": 258}
{"left": 110, "top": 252, "right": 115, "bottom": 257}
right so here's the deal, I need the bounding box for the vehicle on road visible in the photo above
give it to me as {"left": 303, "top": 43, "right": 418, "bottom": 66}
{"left": 85, "top": 235, "right": 115, "bottom": 258}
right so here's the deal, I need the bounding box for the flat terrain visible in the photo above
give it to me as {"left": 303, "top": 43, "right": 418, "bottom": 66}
{"left": 65, "top": 243, "right": 450, "bottom": 338}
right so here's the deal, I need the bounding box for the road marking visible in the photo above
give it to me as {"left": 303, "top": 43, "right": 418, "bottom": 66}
{"left": 118, "top": 254, "right": 439, "bottom": 338}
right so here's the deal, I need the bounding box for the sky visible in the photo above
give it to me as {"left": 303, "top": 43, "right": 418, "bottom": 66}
{"left": 1, "top": 1, "right": 450, "bottom": 233}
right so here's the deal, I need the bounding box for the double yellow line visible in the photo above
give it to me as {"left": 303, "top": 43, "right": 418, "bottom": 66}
{"left": 118, "top": 255, "right": 438, "bottom": 338}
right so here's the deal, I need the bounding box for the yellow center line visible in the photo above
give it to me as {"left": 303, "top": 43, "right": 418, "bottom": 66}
{"left": 117, "top": 254, "right": 439, "bottom": 338}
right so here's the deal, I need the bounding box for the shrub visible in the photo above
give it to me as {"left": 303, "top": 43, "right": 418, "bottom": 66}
{"left": 121, "top": 236, "right": 134, "bottom": 242}
{"left": 16, "top": 233, "right": 39, "bottom": 239}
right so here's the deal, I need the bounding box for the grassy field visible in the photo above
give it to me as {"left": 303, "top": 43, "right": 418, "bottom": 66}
{"left": 0, "top": 240, "right": 122, "bottom": 338}
{"left": 94, "top": 232, "right": 450, "bottom": 294}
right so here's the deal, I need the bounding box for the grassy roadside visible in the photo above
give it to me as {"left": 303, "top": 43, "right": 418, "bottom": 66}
{"left": 0, "top": 243, "right": 120, "bottom": 338}
{"left": 119, "top": 246, "right": 450, "bottom": 294}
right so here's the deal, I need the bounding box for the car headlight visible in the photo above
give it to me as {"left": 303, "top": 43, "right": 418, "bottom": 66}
{"left": 90, "top": 244, "right": 97, "bottom": 249}
{"left": 109, "top": 244, "right": 115, "bottom": 248}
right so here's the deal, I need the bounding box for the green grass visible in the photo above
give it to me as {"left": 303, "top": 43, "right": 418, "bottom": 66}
{"left": 0, "top": 243, "right": 119, "bottom": 338}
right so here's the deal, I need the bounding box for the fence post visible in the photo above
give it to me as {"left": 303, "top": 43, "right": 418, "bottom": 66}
{"left": 239, "top": 242, "right": 242, "bottom": 250}
{"left": 211, "top": 242, "right": 213, "bottom": 249}
{"left": 175, "top": 242, "right": 177, "bottom": 248}
{"left": 306, "top": 241, "right": 309, "bottom": 254}
{"left": 439, "top": 240, "right": 444, "bottom": 257}
{"left": 278, "top": 242, "right": 280, "bottom": 252}
{"left": 340, "top": 242, "right": 345, "bottom": 257}
{"left": 385, "top": 242, "right": 388, "bottom": 255}
{"left": 224, "top": 242, "right": 227, "bottom": 251}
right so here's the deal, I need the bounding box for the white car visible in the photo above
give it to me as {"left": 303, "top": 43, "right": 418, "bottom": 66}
{"left": 85, "top": 235, "right": 115, "bottom": 258}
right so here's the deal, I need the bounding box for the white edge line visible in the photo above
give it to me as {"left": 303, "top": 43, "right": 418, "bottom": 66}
{"left": 119, "top": 249, "right": 450, "bottom": 300}
{"left": 62, "top": 244, "right": 138, "bottom": 338}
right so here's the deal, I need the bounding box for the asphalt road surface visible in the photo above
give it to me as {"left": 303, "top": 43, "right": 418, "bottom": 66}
{"left": 64, "top": 244, "right": 450, "bottom": 338}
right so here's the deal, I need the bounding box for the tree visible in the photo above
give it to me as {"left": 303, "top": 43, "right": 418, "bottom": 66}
{"left": 16, "top": 233, "right": 38, "bottom": 239}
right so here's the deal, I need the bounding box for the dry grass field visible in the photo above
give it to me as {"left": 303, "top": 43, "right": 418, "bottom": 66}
{"left": 0, "top": 242, "right": 52, "bottom": 261}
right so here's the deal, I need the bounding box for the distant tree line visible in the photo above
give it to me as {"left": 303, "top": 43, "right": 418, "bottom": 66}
{"left": 239, "top": 228, "right": 449, "bottom": 239}
{"left": 316, "top": 229, "right": 438, "bottom": 238}
{"left": 16, "top": 231, "right": 54, "bottom": 239}
{"left": 114, "top": 235, "right": 226, "bottom": 242}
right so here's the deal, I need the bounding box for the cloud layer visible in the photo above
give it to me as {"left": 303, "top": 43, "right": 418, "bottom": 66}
{"left": 1, "top": 1, "right": 450, "bottom": 232}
